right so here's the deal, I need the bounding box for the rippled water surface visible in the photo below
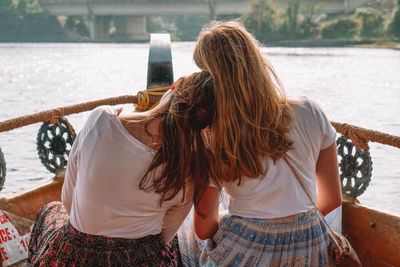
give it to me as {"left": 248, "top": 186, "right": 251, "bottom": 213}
{"left": 0, "top": 43, "right": 399, "bottom": 214}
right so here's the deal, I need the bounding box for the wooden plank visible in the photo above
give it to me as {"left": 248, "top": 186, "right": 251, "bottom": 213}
{"left": 342, "top": 201, "right": 400, "bottom": 267}
{"left": 0, "top": 177, "right": 63, "bottom": 221}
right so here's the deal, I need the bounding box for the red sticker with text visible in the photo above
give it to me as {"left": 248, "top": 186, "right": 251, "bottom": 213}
{"left": 0, "top": 211, "right": 32, "bottom": 266}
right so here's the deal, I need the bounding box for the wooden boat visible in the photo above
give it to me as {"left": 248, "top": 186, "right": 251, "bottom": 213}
{"left": 0, "top": 35, "right": 399, "bottom": 267}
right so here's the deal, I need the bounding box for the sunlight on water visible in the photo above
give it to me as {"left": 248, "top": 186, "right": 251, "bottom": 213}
{"left": 0, "top": 43, "right": 399, "bottom": 214}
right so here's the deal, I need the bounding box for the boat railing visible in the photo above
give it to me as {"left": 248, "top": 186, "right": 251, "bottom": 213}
{"left": 0, "top": 86, "right": 168, "bottom": 179}
{"left": 330, "top": 122, "right": 400, "bottom": 199}
{"left": 0, "top": 96, "right": 400, "bottom": 202}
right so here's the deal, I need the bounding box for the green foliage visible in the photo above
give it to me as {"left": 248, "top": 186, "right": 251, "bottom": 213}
{"left": 284, "top": 0, "right": 300, "bottom": 36}
{"left": 281, "top": 0, "right": 319, "bottom": 39}
{"left": 241, "top": 0, "right": 276, "bottom": 42}
{"left": 174, "top": 15, "right": 210, "bottom": 41}
{"left": 0, "top": 0, "right": 397, "bottom": 43}
{"left": 241, "top": 0, "right": 320, "bottom": 41}
{"left": 297, "top": 1, "right": 320, "bottom": 39}
{"left": 321, "top": 17, "right": 359, "bottom": 39}
{"left": 355, "top": 7, "right": 384, "bottom": 37}
{"left": 0, "top": 0, "right": 66, "bottom": 41}
{"left": 65, "top": 16, "right": 90, "bottom": 38}
{"left": 147, "top": 17, "right": 163, "bottom": 33}
{"left": 388, "top": 0, "right": 400, "bottom": 36}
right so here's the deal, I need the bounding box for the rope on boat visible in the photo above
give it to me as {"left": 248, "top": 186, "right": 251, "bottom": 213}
{"left": 0, "top": 86, "right": 171, "bottom": 133}
{"left": 0, "top": 95, "right": 137, "bottom": 133}
{"left": 0, "top": 94, "right": 399, "bottom": 150}
{"left": 331, "top": 122, "right": 400, "bottom": 150}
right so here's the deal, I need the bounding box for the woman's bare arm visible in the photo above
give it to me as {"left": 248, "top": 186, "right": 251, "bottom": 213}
{"left": 194, "top": 186, "right": 220, "bottom": 240}
{"left": 316, "top": 142, "right": 342, "bottom": 215}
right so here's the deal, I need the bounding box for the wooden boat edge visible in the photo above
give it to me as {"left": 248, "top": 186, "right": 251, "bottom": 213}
{"left": 0, "top": 177, "right": 63, "bottom": 221}
{"left": 342, "top": 200, "right": 400, "bottom": 266}
{"left": 1, "top": 180, "right": 400, "bottom": 267}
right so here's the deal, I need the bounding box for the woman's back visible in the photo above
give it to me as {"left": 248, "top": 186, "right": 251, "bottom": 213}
{"left": 63, "top": 106, "right": 192, "bottom": 240}
{"left": 223, "top": 97, "right": 336, "bottom": 218}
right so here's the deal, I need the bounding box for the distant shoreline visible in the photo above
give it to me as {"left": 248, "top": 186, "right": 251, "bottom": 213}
{"left": 266, "top": 39, "right": 400, "bottom": 50}
{"left": 1, "top": 39, "right": 399, "bottom": 49}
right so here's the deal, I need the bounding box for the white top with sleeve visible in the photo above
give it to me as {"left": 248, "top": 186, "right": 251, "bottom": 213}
{"left": 62, "top": 106, "right": 192, "bottom": 242}
{"left": 222, "top": 97, "right": 337, "bottom": 219}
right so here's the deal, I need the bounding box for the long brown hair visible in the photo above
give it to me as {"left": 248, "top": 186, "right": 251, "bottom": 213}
{"left": 194, "top": 21, "right": 293, "bottom": 183}
{"left": 140, "top": 71, "right": 217, "bottom": 208}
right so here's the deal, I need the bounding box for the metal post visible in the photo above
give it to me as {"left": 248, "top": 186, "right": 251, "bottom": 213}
{"left": 146, "top": 34, "right": 173, "bottom": 89}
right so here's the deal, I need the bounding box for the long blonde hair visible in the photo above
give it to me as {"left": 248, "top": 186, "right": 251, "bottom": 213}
{"left": 194, "top": 21, "right": 293, "bottom": 183}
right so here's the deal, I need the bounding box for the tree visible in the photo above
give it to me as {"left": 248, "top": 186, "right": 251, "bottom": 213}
{"left": 297, "top": 0, "right": 320, "bottom": 39}
{"left": 388, "top": 0, "right": 400, "bottom": 36}
{"left": 65, "top": 16, "right": 90, "bottom": 38}
{"left": 285, "top": 0, "right": 300, "bottom": 36}
{"left": 241, "top": 0, "right": 276, "bottom": 42}
{"left": 174, "top": 15, "right": 210, "bottom": 41}
{"left": 0, "top": 0, "right": 66, "bottom": 42}
{"left": 321, "top": 17, "right": 359, "bottom": 39}
{"left": 355, "top": 7, "right": 384, "bottom": 38}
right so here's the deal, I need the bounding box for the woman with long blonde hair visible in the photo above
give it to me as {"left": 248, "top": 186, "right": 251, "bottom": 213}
{"left": 188, "top": 21, "right": 342, "bottom": 266}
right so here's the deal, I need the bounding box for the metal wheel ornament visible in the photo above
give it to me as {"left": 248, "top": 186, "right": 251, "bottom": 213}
{"left": 337, "top": 135, "right": 373, "bottom": 198}
{"left": 0, "top": 146, "right": 6, "bottom": 191}
{"left": 37, "top": 118, "right": 76, "bottom": 174}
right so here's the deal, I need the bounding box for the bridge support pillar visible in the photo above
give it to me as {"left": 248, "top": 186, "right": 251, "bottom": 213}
{"left": 113, "top": 16, "right": 149, "bottom": 41}
{"left": 89, "top": 16, "right": 111, "bottom": 41}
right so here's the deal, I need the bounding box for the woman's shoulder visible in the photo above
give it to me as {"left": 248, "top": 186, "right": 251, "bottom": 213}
{"left": 85, "top": 106, "right": 122, "bottom": 126}
{"left": 289, "top": 96, "right": 336, "bottom": 148}
{"left": 290, "top": 96, "right": 315, "bottom": 109}
{"left": 79, "top": 106, "right": 120, "bottom": 136}
{"left": 89, "top": 106, "right": 119, "bottom": 119}
{"left": 289, "top": 96, "right": 327, "bottom": 119}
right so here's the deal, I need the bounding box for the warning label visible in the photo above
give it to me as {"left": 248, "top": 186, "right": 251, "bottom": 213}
{"left": 0, "top": 211, "right": 32, "bottom": 266}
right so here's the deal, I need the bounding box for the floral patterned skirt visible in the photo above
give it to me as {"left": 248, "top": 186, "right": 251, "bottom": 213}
{"left": 28, "top": 201, "right": 179, "bottom": 267}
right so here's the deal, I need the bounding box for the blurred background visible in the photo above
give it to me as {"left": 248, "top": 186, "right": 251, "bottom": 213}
{"left": 0, "top": 0, "right": 399, "bottom": 45}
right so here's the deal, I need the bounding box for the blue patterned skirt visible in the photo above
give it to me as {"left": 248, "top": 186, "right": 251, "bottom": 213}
{"left": 179, "top": 208, "right": 334, "bottom": 267}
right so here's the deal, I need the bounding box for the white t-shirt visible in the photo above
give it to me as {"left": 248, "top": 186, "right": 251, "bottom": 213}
{"left": 222, "top": 97, "right": 337, "bottom": 218}
{"left": 62, "top": 106, "right": 192, "bottom": 242}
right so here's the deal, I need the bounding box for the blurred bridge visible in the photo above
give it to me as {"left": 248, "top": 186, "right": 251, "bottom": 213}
{"left": 39, "top": 0, "right": 248, "bottom": 40}
{"left": 38, "top": 0, "right": 370, "bottom": 41}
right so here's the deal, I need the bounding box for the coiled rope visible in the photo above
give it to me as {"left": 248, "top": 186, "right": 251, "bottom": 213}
{"left": 136, "top": 86, "right": 171, "bottom": 110}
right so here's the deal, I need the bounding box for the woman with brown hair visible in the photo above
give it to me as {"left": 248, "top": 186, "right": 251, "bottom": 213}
{"left": 27, "top": 71, "right": 216, "bottom": 266}
{"left": 189, "top": 21, "right": 342, "bottom": 266}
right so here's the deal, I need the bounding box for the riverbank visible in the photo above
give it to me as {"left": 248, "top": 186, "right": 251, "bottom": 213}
{"left": 267, "top": 38, "right": 400, "bottom": 49}
{"left": 2, "top": 39, "right": 400, "bottom": 49}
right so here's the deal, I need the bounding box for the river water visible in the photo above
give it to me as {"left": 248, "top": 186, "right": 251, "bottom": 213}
{"left": 0, "top": 43, "right": 399, "bottom": 215}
